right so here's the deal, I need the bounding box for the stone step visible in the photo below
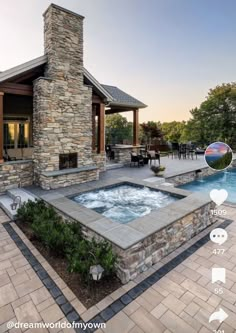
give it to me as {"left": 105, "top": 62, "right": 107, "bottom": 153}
{"left": 0, "top": 189, "right": 37, "bottom": 220}
{"left": 0, "top": 195, "right": 18, "bottom": 220}
{"left": 7, "top": 188, "right": 37, "bottom": 202}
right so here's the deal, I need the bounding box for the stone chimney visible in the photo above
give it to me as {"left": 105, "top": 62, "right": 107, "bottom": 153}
{"left": 33, "top": 4, "right": 95, "bottom": 189}
{"left": 43, "top": 4, "right": 84, "bottom": 84}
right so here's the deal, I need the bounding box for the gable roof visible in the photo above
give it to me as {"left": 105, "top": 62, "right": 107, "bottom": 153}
{"left": 102, "top": 84, "right": 147, "bottom": 109}
{"left": 83, "top": 68, "right": 113, "bottom": 101}
{"left": 0, "top": 55, "right": 47, "bottom": 83}
{"left": 0, "top": 56, "right": 147, "bottom": 109}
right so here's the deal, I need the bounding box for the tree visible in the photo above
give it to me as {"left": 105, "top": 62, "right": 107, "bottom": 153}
{"left": 183, "top": 83, "right": 236, "bottom": 147}
{"left": 105, "top": 114, "right": 133, "bottom": 144}
{"left": 161, "top": 121, "right": 186, "bottom": 143}
{"left": 140, "top": 121, "right": 163, "bottom": 144}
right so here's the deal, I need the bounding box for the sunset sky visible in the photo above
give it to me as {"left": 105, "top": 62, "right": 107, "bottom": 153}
{"left": 205, "top": 143, "right": 231, "bottom": 155}
{"left": 1, "top": 0, "right": 236, "bottom": 122}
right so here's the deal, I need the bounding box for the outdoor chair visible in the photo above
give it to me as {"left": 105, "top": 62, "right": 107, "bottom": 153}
{"left": 7, "top": 148, "right": 23, "bottom": 160}
{"left": 170, "top": 142, "right": 180, "bottom": 159}
{"left": 130, "top": 152, "right": 144, "bottom": 167}
{"left": 179, "top": 144, "right": 187, "bottom": 159}
{"left": 105, "top": 145, "right": 115, "bottom": 160}
{"left": 22, "top": 148, "right": 34, "bottom": 159}
{"left": 147, "top": 150, "right": 160, "bottom": 165}
{"left": 3, "top": 148, "right": 16, "bottom": 162}
{"left": 186, "top": 144, "right": 197, "bottom": 159}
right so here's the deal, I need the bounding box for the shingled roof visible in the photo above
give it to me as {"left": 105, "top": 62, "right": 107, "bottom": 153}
{"left": 0, "top": 56, "right": 147, "bottom": 109}
{"left": 102, "top": 85, "right": 147, "bottom": 109}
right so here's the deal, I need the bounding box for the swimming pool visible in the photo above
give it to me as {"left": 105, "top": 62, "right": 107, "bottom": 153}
{"left": 179, "top": 168, "right": 236, "bottom": 203}
{"left": 72, "top": 184, "right": 178, "bottom": 224}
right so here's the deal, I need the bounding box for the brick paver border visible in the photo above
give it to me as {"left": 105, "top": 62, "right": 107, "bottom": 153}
{"left": 3, "top": 219, "right": 233, "bottom": 333}
{"left": 3, "top": 222, "right": 87, "bottom": 333}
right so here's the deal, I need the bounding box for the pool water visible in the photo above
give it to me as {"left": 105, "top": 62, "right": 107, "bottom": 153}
{"left": 179, "top": 168, "right": 236, "bottom": 203}
{"left": 73, "top": 184, "right": 178, "bottom": 224}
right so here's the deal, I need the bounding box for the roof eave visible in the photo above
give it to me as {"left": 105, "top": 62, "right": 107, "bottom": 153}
{"left": 0, "top": 55, "right": 47, "bottom": 84}
{"left": 83, "top": 68, "right": 113, "bottom": 102}
{"left": 109, "top": 102, "right": 147, "bottom": 109}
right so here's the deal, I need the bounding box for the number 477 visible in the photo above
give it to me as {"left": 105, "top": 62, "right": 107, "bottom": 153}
{"left": 212, "top": 249, "right": 225, "bottom": 255}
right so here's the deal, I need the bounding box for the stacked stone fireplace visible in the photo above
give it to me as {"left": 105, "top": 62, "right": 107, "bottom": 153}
{"left": 33, "top": 4, "right": 99, "bottom": 189}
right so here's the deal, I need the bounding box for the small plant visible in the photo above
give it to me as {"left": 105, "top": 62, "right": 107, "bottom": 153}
{"left": 16, "top": 200, "right": 117, "bottom": 281}
{"left": 31, "top": 217, "right": 81, "bottom": 256}
{"left": 150, "top": 165, "right": 165, "bottom": 176}
{"left": 17, "top": 199, "right": 47, "bottom": 223}
{"left": 17, "top": 200, "right": 82, "bottom": 256}
{"left": 67, "top": 238, "right": 117, "bottom": 281}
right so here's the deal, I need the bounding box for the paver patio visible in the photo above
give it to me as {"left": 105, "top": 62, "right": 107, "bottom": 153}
{"left": 1, "top": 203, "right": 236, "bottom": 332}
{"left": 26, "top": 155, "right": 207, "bottom": 198}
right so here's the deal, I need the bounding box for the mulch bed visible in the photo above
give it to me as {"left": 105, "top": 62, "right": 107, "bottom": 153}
{"left": 16, "top": 221, "right": 122, "bottom": 308}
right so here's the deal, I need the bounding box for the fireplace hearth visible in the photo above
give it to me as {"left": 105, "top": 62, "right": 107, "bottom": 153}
{"left": 59, "top": 153, "right": 78, "bottom": 170}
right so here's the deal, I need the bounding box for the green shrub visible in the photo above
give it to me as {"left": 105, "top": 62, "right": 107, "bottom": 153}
{"left": 67, "top": 238, "right": 117, "bottom": 281}
{"left": 31, "top": 217, "right": 81, "bottom": 256}
{"left": 17, "top": 199, "right": 47, "bottom": 223}
{"left": 17, "top": 200, "right": 82, "bottom": 256}
{"left": 17, "top": 199, "right": 117, "bottom": 281}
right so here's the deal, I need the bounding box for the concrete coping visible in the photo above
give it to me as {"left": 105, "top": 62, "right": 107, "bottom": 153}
{"left": 165, "top": 165, "right": 210, "bottom": 179}
{"left": 41, "top": 165, "right": 98, "bottom": 177}
{"left": 165, "top": 156, "right": 236, "bottom": 179}
{"left": 41, "top": 178, "right": 212, "bottom": 250}
{"left": 0, "top": 159, "right": 33, "bottom": 166}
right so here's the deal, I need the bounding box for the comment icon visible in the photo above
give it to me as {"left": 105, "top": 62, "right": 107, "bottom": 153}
{"left": 210, "top": 228, "right": 228, "bottom": 245}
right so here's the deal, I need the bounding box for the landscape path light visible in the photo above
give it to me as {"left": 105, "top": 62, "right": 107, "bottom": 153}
{"left": 89, "top": 264, "right": 104, "bottom": 281}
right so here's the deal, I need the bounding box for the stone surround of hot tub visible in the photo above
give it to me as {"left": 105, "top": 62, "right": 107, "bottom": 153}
{"left": 40, "top": 178, "right": 216, "bottom": 283}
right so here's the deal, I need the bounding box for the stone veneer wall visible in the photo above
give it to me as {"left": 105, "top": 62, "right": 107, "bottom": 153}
{"left": 85, "top": 201, "right": 215, "bottom": 283}
{"left": 33, "top": 4, "right": 98, "bottom": 189}
{"left": 166, "top": 167, "right": 217, "bottom": 185}
{"left": 0, "top": 161, "right": 33, "bottom": 194}
{"left": 115, "top": 202, "right": 216, "bottom": 283}
{"left": 53, "top": 200, "right": 215, "bottom": 284}
{"left": 112, "top": 146, "right": 144, "bottom": 165}
{"left": 93, "top": 152, "right": 106, "bottom": 171}
{"left": 166, "top": 159, "right": 236, "bottom": 186}
{"left": 39, "top": 169, "right": 98, "bottom": 190}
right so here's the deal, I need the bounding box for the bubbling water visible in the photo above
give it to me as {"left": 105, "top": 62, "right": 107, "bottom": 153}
{"left": 73, "top": 185, "right": 177, "bottom": 224}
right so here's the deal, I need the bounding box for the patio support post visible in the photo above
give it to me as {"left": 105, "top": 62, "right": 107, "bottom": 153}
{"left": 98, "top": 103, "right": 105, "bottom": 153}
{"left": 0, "top": 92, "right": 4, "bottom": 163}
{"left": 92, "top": 105, "right": 96, "bottom": 152}
{"left": 133, "top": 109, "right": 139, "bottom": 146}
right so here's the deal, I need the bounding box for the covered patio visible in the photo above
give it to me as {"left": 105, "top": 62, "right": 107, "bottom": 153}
{"left": 84, "top": 70, "right": 147, "bottom": 163}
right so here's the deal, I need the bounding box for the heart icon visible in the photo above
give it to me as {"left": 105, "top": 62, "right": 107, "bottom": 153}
{"left": 210, "top": 189, "right": 228, "bottom": 206}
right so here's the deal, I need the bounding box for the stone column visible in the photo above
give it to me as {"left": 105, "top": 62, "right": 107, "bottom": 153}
{"left": 0, "top": 92, "right": 4, "bottom": 163}
{"left": 98, "top": 103, "right": 105, "bottom": 153}
{"left": 133, "top": 109, "right": 139, "bottom": 146}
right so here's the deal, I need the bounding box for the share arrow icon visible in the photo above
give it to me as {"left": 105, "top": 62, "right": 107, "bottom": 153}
{"left": 209, "top": 308, "right": 228, "bottom": 323}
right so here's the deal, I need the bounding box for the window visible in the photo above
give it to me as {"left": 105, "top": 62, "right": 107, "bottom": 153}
{"left": 3, "top": 118, "right": 30, "bottom": 149}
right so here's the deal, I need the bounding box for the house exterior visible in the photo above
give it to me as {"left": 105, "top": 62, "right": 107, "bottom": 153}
{"left": 0, "top": 4, "right": 146, "bottom": 193}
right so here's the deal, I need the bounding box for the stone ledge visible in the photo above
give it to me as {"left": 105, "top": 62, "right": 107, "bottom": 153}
{"left": 0, "top": 159, "right": 33, "bottom": 166}
{"left": 41, "top": 165, "right": 98, "bottom": 178}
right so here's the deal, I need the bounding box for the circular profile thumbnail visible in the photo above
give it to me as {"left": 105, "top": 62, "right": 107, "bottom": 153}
{"left": 204, "top": 142, "right": 233, "bottom": 171}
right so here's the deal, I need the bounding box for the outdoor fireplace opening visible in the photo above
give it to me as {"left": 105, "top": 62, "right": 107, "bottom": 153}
{"left": 59, "top": 153, "right": 78, "bottom": 170}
